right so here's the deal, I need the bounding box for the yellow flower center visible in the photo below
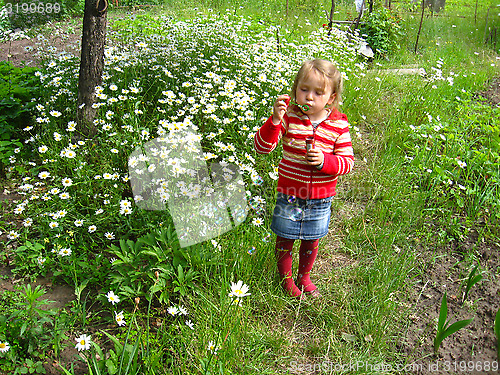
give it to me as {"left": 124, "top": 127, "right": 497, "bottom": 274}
{"left": 80, "top": 340, "right": 85, "bottom": 345}
{"left": 0, "top": 343, "right": 5, "bottom": 349}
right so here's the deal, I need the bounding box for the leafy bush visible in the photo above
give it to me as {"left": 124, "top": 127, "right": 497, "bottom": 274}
{"left": 108, "top": 225, "right": 206, "bottom": 304}
{"left": 0, "top": 285, "right": 56, "bottom": 374}
{"left": 0, "top": 61, "right": 41, "bottom": 177}
{"left": 359, "top": 7, "right": 405, "bottom": 57}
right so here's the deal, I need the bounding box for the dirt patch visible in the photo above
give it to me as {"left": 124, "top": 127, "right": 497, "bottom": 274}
{"left": 0, "top": 26, "right": 82, "bottom": 67}
{"left": 478, "top": 78, "right": 500, "bottom": 107}
{"left": 398, "top": 231, "right": 500, "bottom": 374}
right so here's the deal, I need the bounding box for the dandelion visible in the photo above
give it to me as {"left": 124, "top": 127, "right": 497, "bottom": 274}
{"left": 115, "top": 311, "right": 126, "bottom": 326}
{"left": 106, "top": 291, "right": 120, "bottom": 305}
{"left": 75, "top": 334, "right": 91, "bottom": 351}
{"left": 207, "top": 341, "right": 220, "bottom": 354}
{"left": 0, "top": 341, "right": 10, "bottom": 353}
{"left": 228, "top": 280, "right": 251, "bottom": 299}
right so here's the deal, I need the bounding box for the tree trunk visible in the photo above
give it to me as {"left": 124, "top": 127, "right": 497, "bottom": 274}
{"left": 328, "top": 0, "right": 335, "bottom": 36}
{"left": 76, "top": 0, "right": 108, "bottom": 138}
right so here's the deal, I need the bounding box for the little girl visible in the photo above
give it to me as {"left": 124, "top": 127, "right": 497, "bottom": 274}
{"left": 254, "top": 59, "right": 354, "bottom": 299}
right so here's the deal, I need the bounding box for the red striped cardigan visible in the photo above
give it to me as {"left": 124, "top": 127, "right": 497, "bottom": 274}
{"left": 254, "top": 108, "right": 354, "bottom": 200}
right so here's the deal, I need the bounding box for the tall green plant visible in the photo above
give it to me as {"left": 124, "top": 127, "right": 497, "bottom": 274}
{"left": 359, "top": 7, "right": 405, "bottom": 57}
{"left": 433, "top": 292, "right": 473, "bottom": 355}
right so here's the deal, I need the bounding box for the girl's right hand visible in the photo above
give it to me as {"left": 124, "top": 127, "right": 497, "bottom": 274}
{"left": 272, "top": 94, "right": 291, "bottom": 125}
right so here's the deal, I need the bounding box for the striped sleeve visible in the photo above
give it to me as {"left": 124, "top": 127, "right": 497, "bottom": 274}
{"left": 254, "top": 116, "right": 284, "bottom": 154}
{"left": 320, "top": 121, "right": 354, "bottom": 176}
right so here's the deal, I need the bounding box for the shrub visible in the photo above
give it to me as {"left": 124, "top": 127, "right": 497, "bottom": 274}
{"left": 359, "top": 7, "right": 405, "bottom": 57}
{"left": 0, "top": 61, "right": 41, "bottom": 177}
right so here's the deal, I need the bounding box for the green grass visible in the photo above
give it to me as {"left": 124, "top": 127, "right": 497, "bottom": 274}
{"left": 0, "top": 0, "right": 498, "bottom": 373}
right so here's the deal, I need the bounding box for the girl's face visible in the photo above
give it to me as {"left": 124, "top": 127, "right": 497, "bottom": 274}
{"left": 295, "top": 70, "right": 336, "bottom": 121}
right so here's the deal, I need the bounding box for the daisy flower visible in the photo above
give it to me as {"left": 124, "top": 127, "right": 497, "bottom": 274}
{"left": 207, "top": 341, "right": 220, "bottom": 354}
{"left": 75, "top": 334, "right": 91, "bottom": 351}
{"left": 38, "top": 171, "right": 50, "bottom": 179}
{"left": 106, "top": 291, "right": 120, "bottom": 305}
{"left": 59, "top": 248, "right": 72, "bottom": 256}
{"left": 88, "top": 225, "right": 97, "bottom": 233}
{"left": 62, "top": 178, "right": 73, "bottom": 187}
{"left": 228, "top": 280, "right": 251, "bottom": 299}
{"left": 167, "top": 306, "right": 179, "bottom": 316}
{"left": 0, "top": 341, "right": 10, "bottom": 353}
{"left": 185, "top": 320, "right": 194, "bottom": 330}
{"left": 115, "top": 311, "right": 126, "bottom": 326}
{"left": 252, "top": 218, "right": 264, "bottom": 226}
{"left": 104, "top": 232, "right": 115, "bottom": 240}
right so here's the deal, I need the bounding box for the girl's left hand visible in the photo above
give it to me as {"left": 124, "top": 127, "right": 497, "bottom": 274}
{"left": 306, "top": 148, "right": 324, "bottom": 167}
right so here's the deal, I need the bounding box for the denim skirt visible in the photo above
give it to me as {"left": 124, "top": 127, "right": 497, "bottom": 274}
{"left": 270, "top": 192, "right": 333, "bottom": 240}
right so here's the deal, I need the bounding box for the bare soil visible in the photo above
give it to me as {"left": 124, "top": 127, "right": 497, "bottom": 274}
{"left": 399, "top": 233, "right": 500, "bottom": 374}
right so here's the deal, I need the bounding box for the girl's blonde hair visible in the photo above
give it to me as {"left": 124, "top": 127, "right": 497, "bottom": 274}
{"left": 290, "top": 59, "right": 343, "bottom": 110}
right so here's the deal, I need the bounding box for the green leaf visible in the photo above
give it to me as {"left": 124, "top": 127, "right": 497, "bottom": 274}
{"left": 101, "top": 330, "right": 124, "bottom": 353}
{"left": 139, "top": 249, "right": 162, "bottom": 261}
{"left": 124, "top": 338, "right": 141, "bottom": 374}
{"left": 105, "top": 359, "right": 117, "bottom": 375}
{"left": 75, "top": 279, "right": 90, "bottom": 300}
{"left": 441, "top": 318, "right": 473, "bottom": 341}
{"left": 177, "top": 264, "right": 184, "bottom": 281}
{"left": 437, "top": 292, "right": 448, "bottom": 333}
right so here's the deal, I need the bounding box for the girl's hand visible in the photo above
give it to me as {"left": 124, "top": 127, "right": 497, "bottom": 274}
{"left": 272, "top": 94, "right": 290, "bottom": 125}
{"left": 306, "top": 148, "right": 324, "bottom": 167}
